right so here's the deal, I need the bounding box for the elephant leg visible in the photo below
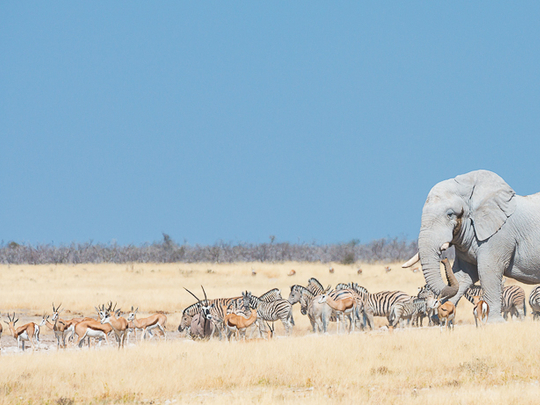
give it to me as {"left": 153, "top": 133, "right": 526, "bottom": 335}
{"left": 477, "top": 257, "right": 505, "bottom": 322}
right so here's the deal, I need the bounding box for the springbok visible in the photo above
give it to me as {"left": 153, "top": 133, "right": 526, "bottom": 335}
{"left": 0, "top": 315, "right": 3, "bottom": 351}
{"left": 5, "top": 313, "right": 40, "bottom": 351}
{"left": 318, "top": 289, "right": 360, "bottom": 333}
{"left": 434, "top": 299, "right": 456, "bottom": 331}
{"left": 472, "top": 296, "right": 489, "bottom": 328}
{"left": 288, "top": 269, "right": 296, "bottom": 276}
{"left": 98, "top": 304, "right": 129, "bottom": 349}
{"left": 224, "top": 300, "right": 258, "bottom": 341}
{"left": 40, "top": 315, "right": 69, "bottom": 349}
{"left": 73, "top": 318, "right": 111, "bottom": 348}
{"left": 127, "top": 307, "right": 167, "bottom": 341}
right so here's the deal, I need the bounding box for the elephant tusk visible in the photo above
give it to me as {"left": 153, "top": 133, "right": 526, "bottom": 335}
{"left": 402, "top": 252, "right": 420, "bottom": 268}
{"left": 440, "top": 242, "right": 450, "bottom": 251}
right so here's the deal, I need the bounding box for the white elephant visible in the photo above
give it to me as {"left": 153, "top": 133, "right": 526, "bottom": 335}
{"left": 403, "top": 170, "right": 540, "bottom": 322}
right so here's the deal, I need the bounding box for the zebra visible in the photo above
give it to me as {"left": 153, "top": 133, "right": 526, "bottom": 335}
{"left": 463, "top": 285, "right": 484, "bottom": 304}
{"left": 502, "top": 285, "right": 526, "bottom": 320}
{"left": 243, "top": 291, "right": 294, "bottom": 336}
{"left": 259, "top": 288, "right": 283, "bottom": 302}
{"left": 289, "top": 285, "right": 336, "bottom": 333}
{"left": 415, "top": 284, "right": 438, "bottom": 326}
{"left": 465, "top": 284, "right": 526, "bottom": 320}
{"left": 348, "top": 284, "right": 411, "bottom": 330}
{"left": 529, "top": 286, "right": 540, "bottom": 320}
{"left": 389, "top": 297, "right": 436, "bottom": 329}
{"left": 307, "top": 277, "right": 330, "bottom": 296}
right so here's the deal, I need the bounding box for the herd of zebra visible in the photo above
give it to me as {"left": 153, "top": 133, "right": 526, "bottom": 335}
{"left": 178, "top": 278, "right": 540, "bottom": 340}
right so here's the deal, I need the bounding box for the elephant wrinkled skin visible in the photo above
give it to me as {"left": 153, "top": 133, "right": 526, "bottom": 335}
{"left": 403, "top": 170, "right": 540, "bottom": 322}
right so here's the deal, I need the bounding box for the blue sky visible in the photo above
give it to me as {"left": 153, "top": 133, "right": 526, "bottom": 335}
{"left": 2, "top": 3, "right": 540, "bottom": 246}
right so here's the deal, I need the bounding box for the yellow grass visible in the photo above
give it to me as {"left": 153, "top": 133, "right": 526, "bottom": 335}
{"left": 0, "top": 262, "right": 539, "bottom": 404}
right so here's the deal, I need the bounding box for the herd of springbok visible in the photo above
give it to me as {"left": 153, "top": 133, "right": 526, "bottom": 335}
{"left": 2, "top": 260, "right": 539, "bottom": 353}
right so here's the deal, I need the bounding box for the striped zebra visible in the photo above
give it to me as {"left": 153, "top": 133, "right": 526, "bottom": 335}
{"left": 502, "top": 285, "right": 526, "bottom": 320}
{"left": 288, "top": 285, "right": 336, "bottom": 333}
{"left": 529, "top": 286, "right": 540, "bottom": 320}
{"left": 463, "top": 285, "right": 484, "bottom": 304}
{"left": 307, "top": 277, "right": 329, "bottom": 296}
{"left": 243, "top": 291, "right": 294, "bottom": 336}
{"left": 389, "top": 297, "right": 436, "bottom": 329}
{"left": 415, "top": 284, "right": 438, "bottom": 326}
{"left": 348, "top": 284, "right": 411, "bottom": 330}
{"left": 465, "top": 284, "right": 526, "bottom": 320}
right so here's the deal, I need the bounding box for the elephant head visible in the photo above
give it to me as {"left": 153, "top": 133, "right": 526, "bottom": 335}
{"left": 403, "top": 170, "right": 516, "bottom": 299}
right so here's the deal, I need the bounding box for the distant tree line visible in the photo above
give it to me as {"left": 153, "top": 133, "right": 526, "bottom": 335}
{"left": 0, "top": 235, "right": 420, "bottom": 265}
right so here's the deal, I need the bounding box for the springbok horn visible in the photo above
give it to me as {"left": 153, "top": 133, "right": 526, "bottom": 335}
{"left": 402, "top": 252, "right": 420, "bottom": 268}
{"left": 184, "top": 287, "right": 201, "bottom": 303}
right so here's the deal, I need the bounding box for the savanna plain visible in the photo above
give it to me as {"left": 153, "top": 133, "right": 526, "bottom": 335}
{"left": 1, "top": 262, "right": 540, "bottom": 405}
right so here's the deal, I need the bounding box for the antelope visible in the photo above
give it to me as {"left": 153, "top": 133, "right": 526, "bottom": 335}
{"left": 126, "top": 307, "right": 167, "bottom": 341}
{"left": 329, "top": 267, "right": 334, "bottom": 274}
{"left": 98, "top": 304, "right": 129, "bottom": 349}
{"left": 73, "top": 317, "right": 112, "bottom": 348}
{"left": 357, "top": 268, "right": 363, "bottom": 275}
{"left": 472, "top": 296, "right": 489, "bottom": 328}
{"left": 224, "top": 301, "right": 258, "bottom": 341}
{"left": 184, "top": 286, "right": 215, "bottom": 340}
{"left": 288, "top": 269, "right": 296, "bottom": 276}
{"left": 5, "top": 313, "right": 40, "bottom": 351}
{"left": 251, "top": 268, "right": 257, "bottom": 276}
{"left": 40, "top": 315, "right": 69, "bottom": 349}
{"left": 434, "top": 299, "right": 456, "bottom": 331}
{"left": 0, "top": 315, "right": 3, "bottom": 351}
{"left": 318, "top": 289, "right": 360, "bottom": 333}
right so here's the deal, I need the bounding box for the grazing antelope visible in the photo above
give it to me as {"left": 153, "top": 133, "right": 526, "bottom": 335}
{"left": 384, "top": 266, "right": 392, "bottom": 273}
{"left": 5, "top": 313, "right": 40, "bottom": 351}
{"left": 472, "top": 296, "right": 489, "bottom": 327}
{"left": 251, "top": 268, "right": 257, "bottom": 276}
{"left": 357, "top": 268, "right": 363, "bottom": 275}
{"left": 0, "top": 315, "right": 3, "bottom": 351}
{"left": 127, "top": 307, "right": 167, "bottom": 341}
{"left": 98, "top": 304, "right": 129, "bottom": 349}
{"left": 329, "top": 267, "right": 334, "bottom": 274}
{"left": 288, "top": 269, "right": 296, "bottom": 276}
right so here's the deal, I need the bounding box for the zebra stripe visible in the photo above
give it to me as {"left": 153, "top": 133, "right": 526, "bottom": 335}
{"left": 243, "top": 291, "right": 294, "bottom": 336}
{"left": 529, "top": 286, "right": 540, "bottom": 320}
{"left": 389, "top": 298, "right": 427, "bottom": 328}
{"left": 502, "top": 285, "right": 526, "bottom": 320}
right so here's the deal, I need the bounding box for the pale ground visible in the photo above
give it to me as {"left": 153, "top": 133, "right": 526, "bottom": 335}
{"left": 0, "top": 261, "right": 539, "bottom": 404}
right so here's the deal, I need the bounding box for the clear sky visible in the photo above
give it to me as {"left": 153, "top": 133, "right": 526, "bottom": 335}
{"left": 2, "top": 3, "right": 540, "bottom": 246}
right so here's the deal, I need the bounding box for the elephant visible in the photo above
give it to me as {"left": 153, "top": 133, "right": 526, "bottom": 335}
{"left": 403, "top": 170, "right": 540, "bottom": 322}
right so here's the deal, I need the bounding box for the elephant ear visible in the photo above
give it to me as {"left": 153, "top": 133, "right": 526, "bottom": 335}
{"left": 455, "top": 170, "right": 516, "bottom": 242}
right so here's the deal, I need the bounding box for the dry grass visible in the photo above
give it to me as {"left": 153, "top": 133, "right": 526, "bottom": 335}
{"left": 0, "top": 262, "right": 538, "bottom": 404}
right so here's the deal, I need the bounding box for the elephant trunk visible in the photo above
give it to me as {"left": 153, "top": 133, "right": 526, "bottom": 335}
{"left": 418, "top": 230, "right": 458, "bottom": 299}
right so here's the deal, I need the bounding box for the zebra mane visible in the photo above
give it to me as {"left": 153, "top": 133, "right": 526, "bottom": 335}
{"left": 182, "top": 301, "right": 203, "bottom": 316}
{"left": 307, "top": 277, "right": 325, "bottom": 295}
{"left": 259, "top": 288, "right": 282, "bottom": 302}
